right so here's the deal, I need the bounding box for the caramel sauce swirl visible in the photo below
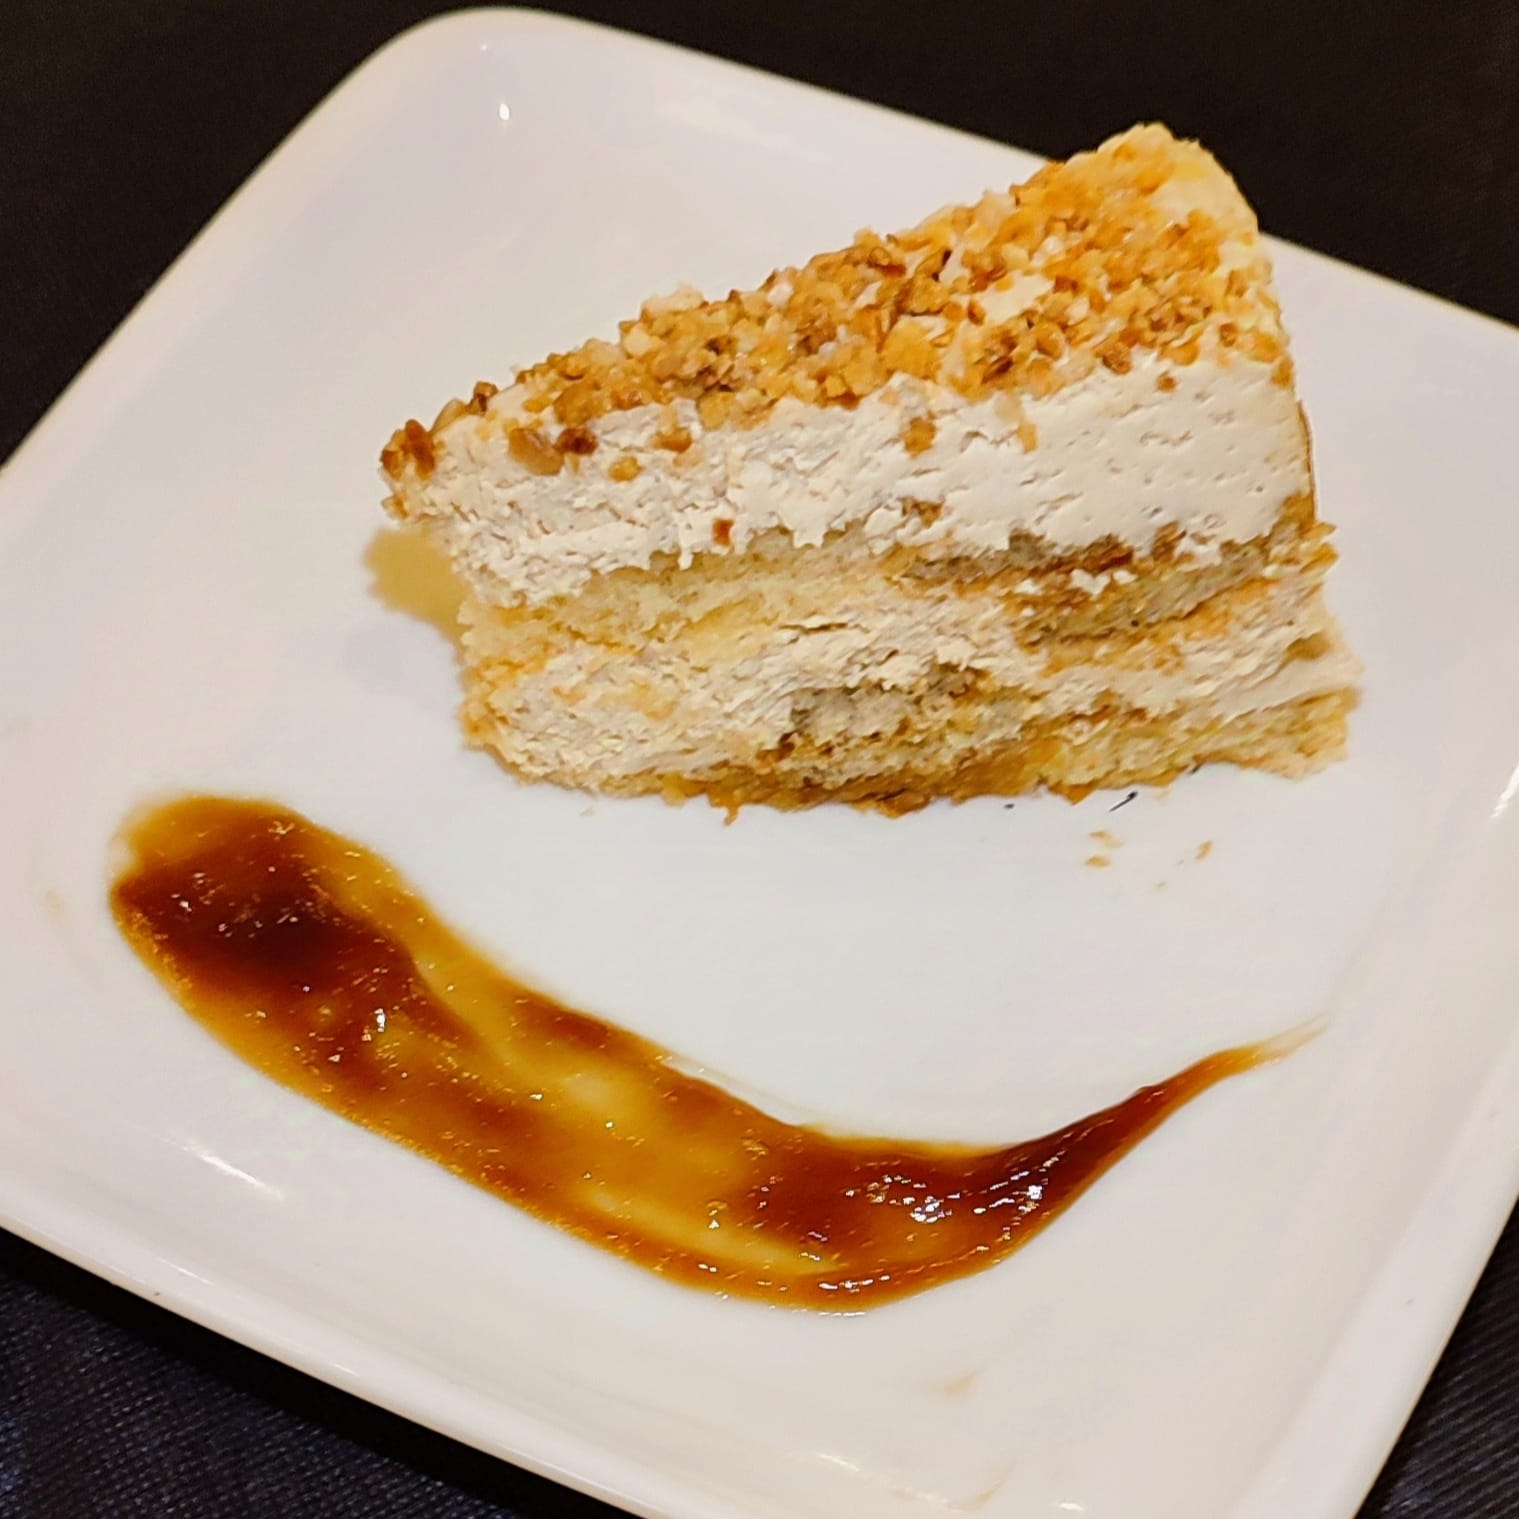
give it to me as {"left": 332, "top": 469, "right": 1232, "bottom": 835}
{"left": 111, "top": 796, "right": 1280, "bottom": 1308}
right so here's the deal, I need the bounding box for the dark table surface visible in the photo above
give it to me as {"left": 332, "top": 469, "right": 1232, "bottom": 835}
{"left": 4, "top": 2, "right": 1518, "bottom": 1515}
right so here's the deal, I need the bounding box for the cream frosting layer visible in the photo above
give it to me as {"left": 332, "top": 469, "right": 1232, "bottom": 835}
{"left": 407, "top": 350, "right": 1306, "bottom": 608}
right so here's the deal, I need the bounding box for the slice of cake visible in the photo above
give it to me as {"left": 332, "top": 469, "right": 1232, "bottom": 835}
{"left": 381, "top": 124, "right": 1358, "bottom": 813}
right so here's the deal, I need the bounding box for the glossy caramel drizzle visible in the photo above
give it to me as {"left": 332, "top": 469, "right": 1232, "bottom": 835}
{"left": 110, "top": 796, "right": 1279, "bottom": 1308}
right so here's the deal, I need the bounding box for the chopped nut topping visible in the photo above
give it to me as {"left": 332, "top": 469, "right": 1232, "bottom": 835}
{"left": 555, "top": 426, "right": 597, "bottom": 455}
{"left": 1033, "top": 322, "right": 1066, "bottom": 359}
{"left": 902, "top": 416, "right": 937, "bottom": 455}
{"left": 1097, "top": 340, "right": 1134, "bottom": 374}
{"left": 406, "top": 420, "right": 436, "bottom": 476}
{"left": 380, "top": 418, "right": 436, "bottom": 479}
{"left": 507, "top": 426, "right": 563, "bottom": 476}
{"left": 383, "top": 125, "right": 1293, "bottom": 481}
{"left": 712, "top": 518, "right": 734, "bottom": 547}
{"left": 697, "top": 391, "right": 735, "bottom": 429}
{"left": 881, "top": 319, "right": 941, "bottom": 380}
{"left": 608, "top": 456, "right": 642, "bottom": 482}
{"left": 554, "top": 377, "right": 604, "bottom": 427}
{"left": 652, "top": 423, "right": 693, "bottom": 453}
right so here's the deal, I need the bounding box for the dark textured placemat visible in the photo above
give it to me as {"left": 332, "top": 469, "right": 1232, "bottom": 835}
{"left": 3, "top": 2, "right": 1518, "bottom": 1514}
{"left": 2, "top": 1211, "right": 1517, "bottom": 1519}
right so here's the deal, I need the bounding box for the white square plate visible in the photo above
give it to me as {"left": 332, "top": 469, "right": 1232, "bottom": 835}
{"left": 4, "top": 11, "right": 1519, "bottom": 1518}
